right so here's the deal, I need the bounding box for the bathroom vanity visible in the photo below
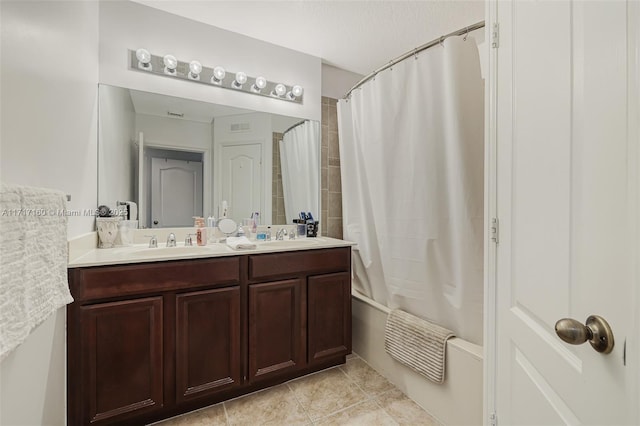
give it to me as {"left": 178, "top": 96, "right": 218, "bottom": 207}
{"left": 66, "top": 239, "right": 352, "bottom": 425}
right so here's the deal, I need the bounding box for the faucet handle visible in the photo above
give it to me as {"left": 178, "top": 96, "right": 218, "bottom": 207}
{"left": 185, "top": 234, "right": 195, "bottom": 246}
{"left": 144, "top": 235, "right": 157, "bottom": 248}
{"left": 167, "top": 233, "right": 177, "bottom": 247}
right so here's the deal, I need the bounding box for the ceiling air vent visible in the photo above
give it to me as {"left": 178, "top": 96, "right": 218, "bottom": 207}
{"left": 230, "top": 122, "right": 251, "bottom": 132}
{"left": 167, "top": 111, "right": 184, "bottom": 118}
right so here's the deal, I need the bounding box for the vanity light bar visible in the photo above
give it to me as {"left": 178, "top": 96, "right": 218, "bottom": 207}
{"left": 128, "top": 49, "right": 304, "bottom": 104}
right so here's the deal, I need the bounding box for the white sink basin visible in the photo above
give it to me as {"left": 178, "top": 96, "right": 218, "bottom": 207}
{"left": 123, "top": 244, "right": 231, "bottom": 258}
{"left": 257, "top": 239, "right": 320, "bottom": 249}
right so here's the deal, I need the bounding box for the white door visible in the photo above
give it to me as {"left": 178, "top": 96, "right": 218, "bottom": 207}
{"left": 220, "top": 143, "right": 262, "bottom": 223}
{"left": 151, "top": 158, "right": 203, "bottom": 227}
{"left": 490, "top": 1, "right": 639, "bottom": 424}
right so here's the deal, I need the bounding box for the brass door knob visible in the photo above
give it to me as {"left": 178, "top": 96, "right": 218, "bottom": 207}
{"left": 554, "top": 315, "right": 614, "bottom": 354}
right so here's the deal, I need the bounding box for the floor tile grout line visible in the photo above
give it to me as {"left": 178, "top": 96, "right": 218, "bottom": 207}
{"left": 285, "top": 382, "right": 314, "bottom": 425}
{"left": 309, "top": 398, "right": 379, "bottom": 424}
{"left": 222, "top": 400, "right": 231, "bottom": 425}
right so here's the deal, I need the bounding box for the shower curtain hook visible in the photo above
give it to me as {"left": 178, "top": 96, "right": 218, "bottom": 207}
{"left": 414, "top": 48, "right": 419, "bottom": 60}
{"left": 439, "top": 36, "right": 445, "bottom": 47}
{"left": 464, "top": 27, "right": 469, "bottom": 41}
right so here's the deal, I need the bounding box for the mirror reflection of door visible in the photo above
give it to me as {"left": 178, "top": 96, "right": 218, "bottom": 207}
{"left": 151, "top": 156, "right": 203, "bottom": 227}
{"left": 220, "top": 143, "right": 261, "bottom": 223}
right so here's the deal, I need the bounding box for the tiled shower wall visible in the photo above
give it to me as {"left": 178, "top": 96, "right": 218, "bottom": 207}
{"left": 272, "top": 132, "right": 286, "bottom": 225}
{"left": 322, "top": 97, "right": 342, "bottom": 239}
{"left": 272, "top": 97, "right": 343, "bottom": 237}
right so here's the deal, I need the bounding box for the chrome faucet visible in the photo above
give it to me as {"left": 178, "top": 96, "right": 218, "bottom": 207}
{"left": 145, "top": 235, "right": 157, "bottom": 248}
{"left": 276, "top": 228, "right": 288, "bottom": 241}
{"left": 185, "top": 234, "right": 194, "bottom": 246}
{"left": 167, "top": 233, "right": 177, "bottom": 247}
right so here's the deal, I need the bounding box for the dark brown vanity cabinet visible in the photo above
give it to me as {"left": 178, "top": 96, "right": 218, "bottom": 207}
{"left": 175, "top": 286, "right": 242, "bottom": 403}
{"left": 248, "top": 279, "right": 304, "bottom": 381}
{"left": 247, "top": 247, "right": 352, "bottom": 379}
{"left": 67, "top": 247, "right": 351, "bottom": 425}
{"left": 79, "top": 296, "right": 164, "bottom": 424}
{"left": 308, "top": 272, "right": 352, "bottom": 365}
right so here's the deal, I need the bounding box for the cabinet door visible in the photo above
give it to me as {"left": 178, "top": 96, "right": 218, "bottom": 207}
{"left": 308, "top": 272, "right": 351, "bottom": 365}
{"left": 249, "top": 279, "right": 303, "bottom": 381}
{"left": 80, "top": 297, "right": 163, "bottom": 424}
{"left": 175, "top": 286, "right": 241, "bottom": 402}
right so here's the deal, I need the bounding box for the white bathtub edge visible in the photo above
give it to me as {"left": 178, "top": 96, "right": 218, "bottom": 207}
{"left": 351, "top": 291, "right": 483, "bottom": 426}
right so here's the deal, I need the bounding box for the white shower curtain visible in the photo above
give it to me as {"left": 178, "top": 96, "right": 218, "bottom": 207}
{"left": 337, "top": 36, "right": 484, "bottom": 345}
{"left": 280, "top": 120, "right": 320, "bottom": 224}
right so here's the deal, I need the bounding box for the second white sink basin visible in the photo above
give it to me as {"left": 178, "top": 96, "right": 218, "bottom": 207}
{"left": 257, "top": 239, "right": 320, "bottom": 249}
{"left": 128, "top": 244, "right": 231, "bottom": 258}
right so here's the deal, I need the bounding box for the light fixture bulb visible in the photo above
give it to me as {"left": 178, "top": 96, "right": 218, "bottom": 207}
{"left": 251, "top": 76, "right": 267, "bottom": 92}
{"left": 272, "top": 83, "right": 287, "bottom": 97}
{"left": 211, "top": 66, "right": 226, "bottom": 84}
{"left": 291, "top": 85, "right": 303, "bottom": 97}
{"left": 163, "top": 54, "right": 177, "bottom": 75}
{"left": 232, "top": 71, "right": 247, "bottom": 89}
{"left": 136, "top": 48, "right": 152, "bottom": 70}
{"left": 188, "top": 60, "right": 202, "bottom": 80}
{"left": 286, "top": 85, "right": 304, "bottom": 100}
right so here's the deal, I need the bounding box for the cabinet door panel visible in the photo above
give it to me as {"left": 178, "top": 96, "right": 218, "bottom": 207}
{"left": 81, "top": 297, "right": 163, "bottom": 424}
{"left": 175, "top": 287, "right": 241, "bottom": 402}
{"left": 308, "top": 272, "right": 351, "bottom": 364}
{"left": 249, "top": 279, "right": 303, "bottom": 381}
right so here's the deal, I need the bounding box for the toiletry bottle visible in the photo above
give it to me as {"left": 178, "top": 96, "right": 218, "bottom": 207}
{"left": 237, "top": 225, "right": 245, "bottom": 238}
{"left": 266, "top": 226, "right": 272, "bottom": 241}
{"left": 207, "top": 215, "right": 216, "bottom": 244}
{"left": 252, "top": 212, "right": 259, "bottom": 234}
{"left": 194, "top": 217, "right": 207, "bottom": 246}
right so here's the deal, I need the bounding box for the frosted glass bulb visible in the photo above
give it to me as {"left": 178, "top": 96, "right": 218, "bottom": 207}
{"left": 188, "top": 60, "right": 202, "bottom": 80}
{"left": 189, "top": 60, "right": 202, "bottom": 75}
{"left": 163, "top": 54, "right": 177, "bottom": 70}
{"left": 136, "top": 48, "right": 151, "bottom": 64}
{"left": 291, "top": 85, "right": 303, "bottom": 97}
{"left": 232, "top": 71, "right": 247, "bottom": 88}
{"left": 255, "top": 76, "right": 267, "bottom": 90}
{"left": 273, "top": 83, "right": 286, "bottom": 97}
{"left": 213, "top": 66, "right": 226, "bottom": 80}
{"left": 235, "top": 72, "right": 247, "bottom": 85}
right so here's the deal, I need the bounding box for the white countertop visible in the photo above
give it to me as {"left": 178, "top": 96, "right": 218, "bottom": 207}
{"left": 68, "top": 236, "right": 355, "bottom": 268}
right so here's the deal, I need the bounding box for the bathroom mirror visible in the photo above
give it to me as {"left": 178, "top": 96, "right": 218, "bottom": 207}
{"left": 98, "top": 84, "right": 320, "bottom": 228}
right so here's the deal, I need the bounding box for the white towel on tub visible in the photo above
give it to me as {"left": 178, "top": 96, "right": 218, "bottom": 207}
{"left": 384, "top": 309, "right": 455, "bottom": 384}
{"left": 0, "top": 184, "right": 73, "bottom": 361}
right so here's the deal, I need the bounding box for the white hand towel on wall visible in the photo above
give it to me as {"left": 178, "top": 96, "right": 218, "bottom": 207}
{"left": 0, "top": 184, "right": 73, "bottom": 361}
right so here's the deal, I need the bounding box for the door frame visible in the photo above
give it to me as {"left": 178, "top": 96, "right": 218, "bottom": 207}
{"left": 484, "top": 1, "right": 640, "bottom": 424}
{"left": 143, "top": 141, "right": 211, "bottom": 226}
{"left": 214, "top": 139, "right": 268, "bottom": 223}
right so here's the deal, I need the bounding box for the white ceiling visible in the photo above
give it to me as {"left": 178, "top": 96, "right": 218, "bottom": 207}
{"left": 128, "top": 88, "right": 302, "bottom": 132}
{"left": 132, "top": 0, "right": 485, "bottom": 76}
{"left": 129, "top": 89, "right": 255, "bottom": 123}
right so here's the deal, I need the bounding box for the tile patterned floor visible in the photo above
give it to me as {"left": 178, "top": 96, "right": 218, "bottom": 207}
{"left": 154, "top": 354, "right": 440, "bottom": 426}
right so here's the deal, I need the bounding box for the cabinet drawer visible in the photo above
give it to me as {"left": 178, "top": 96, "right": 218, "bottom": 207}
{"left": 248, "top": 247, "right": 350, "bottom": 281}
{"left": 71, "top": 257, "right": 240, "bottom": 301}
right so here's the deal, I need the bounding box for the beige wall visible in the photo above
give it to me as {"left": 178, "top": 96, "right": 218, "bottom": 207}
{"left": 0, "top": 1, "right": 99, "bottom": 424}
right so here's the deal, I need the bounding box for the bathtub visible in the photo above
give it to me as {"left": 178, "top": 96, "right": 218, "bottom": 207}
{"left": 351, "top": 290, "right": 483, "bottom": 425}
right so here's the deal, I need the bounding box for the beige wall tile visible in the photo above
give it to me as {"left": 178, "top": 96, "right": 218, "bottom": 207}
{"left": 328, "top": 166, "right": 341, "bottom": 192}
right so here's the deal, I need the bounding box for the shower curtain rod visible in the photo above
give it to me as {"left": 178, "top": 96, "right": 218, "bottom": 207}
{"left": 343, "top": 20, "right": 485, "bottom": 99}
{"left": 283, "top": 120, "right": 307, "bottom": 135}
